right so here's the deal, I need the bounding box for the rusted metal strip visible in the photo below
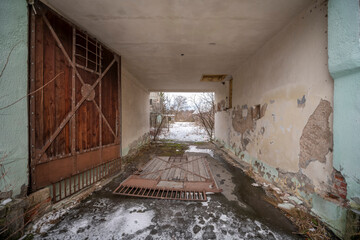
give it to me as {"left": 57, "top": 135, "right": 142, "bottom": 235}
{"left": 71, "top": 27, "right": 76, "bottom": 155}
{"left": 75, "top": 43, "right": 102, "bottom": 59}
{"left": 113, "top": 185, "right": 207, "bottom": 201}
{"left": 117, "top": 56, "right": 122, "bottom": 146}
{"left": 99, "top": 44, "right": 103, "bottom": 165}
{"left": 75, "top": 63, "right": 100, "bottom": 75}
{"left": 52, "top": 184, "right": 56, "bottom": 202}
{"left": 30, "top": 7, "right": 37, "bottom": 190}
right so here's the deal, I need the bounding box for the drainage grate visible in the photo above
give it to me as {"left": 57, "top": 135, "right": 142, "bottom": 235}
{"left": 113, "top": 185, "right": 207, "bottom": 201}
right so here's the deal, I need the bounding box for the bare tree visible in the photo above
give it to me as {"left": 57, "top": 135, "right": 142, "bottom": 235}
{"left": 191, "top": 93, "right": 215, "bottom": 140}
{"left": 171, "top": 95, "right": 188, "bottom": 121}
{"left": 150, "top": 92, "right": 171, "bottom": 141}
{"left": 171, "top": 95, "right": 187, "bottom": 112}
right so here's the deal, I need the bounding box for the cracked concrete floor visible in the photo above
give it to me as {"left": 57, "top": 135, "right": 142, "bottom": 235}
{"left": 29, "top": 143, "right": 303, "bottom": 240}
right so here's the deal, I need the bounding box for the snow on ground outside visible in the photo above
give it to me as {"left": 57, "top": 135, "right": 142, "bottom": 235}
{"left": 158, "top": 122, "right": 208, "bottom": 142}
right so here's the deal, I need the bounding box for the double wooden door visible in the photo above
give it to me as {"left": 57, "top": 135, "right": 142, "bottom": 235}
{"left": 29, "top": 3, "right": 121, "bottom": 193}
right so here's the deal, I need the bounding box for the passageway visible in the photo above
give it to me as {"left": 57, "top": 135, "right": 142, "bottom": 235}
{"left": 30, "top": 142, "right": 302, "bottom": 240}
{"left": 1, "top": 0, "right": 359, "bottom": 239}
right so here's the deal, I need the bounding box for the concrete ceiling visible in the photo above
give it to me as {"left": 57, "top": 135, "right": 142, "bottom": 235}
{"left": 43, "top": 0, "right": 313, "bottom": 91}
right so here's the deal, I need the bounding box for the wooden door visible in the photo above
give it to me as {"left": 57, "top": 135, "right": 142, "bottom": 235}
{"left": 29, "top": 3, "right": 121, "bottom": 197}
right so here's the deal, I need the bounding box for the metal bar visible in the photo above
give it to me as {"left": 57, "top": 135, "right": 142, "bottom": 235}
{"left": 146, "top": 189, "right": 152, "bottom": 197}
{"left": 85, "top": 34, "right": 88, "bottom": 68}
{"left": 229, "top": 78, "right": 233, "bottom": 109}
{"left": 121, "top": 186, "right": 128, "bottom": 194}
{"left": 30, "top": 6, "right": 37, "bottom": 190}
{"left": 52, "top": 184, "right": 56, "bottom": 202}
{"left": 75, "top": 53, "right": 99, "bottom": 66}
{"left": 114, "top": 185, "right": 123, "bottom": 193}
{"left": 97, "top": 165, "right": 100, "bottom": 182}
{"left": 65, "top": 179, "right": 68, "bottom": 197}
{"left": 71, "top": 27, "right": 76, "bottom": 158}
{"left": 175, "top": 165, "right": 209, "bottom": 181}
{"left": 95, "top": 41, "right": 97, "bottom": 72}
{"left": 99, "top": 58, "right": 102, "bottom": 160}
{"left": 117, "top": 55, "right": 122, "bottom": 155}
{"left": 75, "top": 43, "right": 102, "bottom": 59}
{"left": 75, "top": 33, "right": 98, "bottom": 47}
{"left": 127, "top": 187, "right": 134, "bottom": 195}
{"left": 81, "top": 173, "right": 84, "bottom": 188}
{"left": 75, "top": 64, "right": 100, "bottom": 75}
{"left": 59, "top": 181, "right": 62, "bottom": 201}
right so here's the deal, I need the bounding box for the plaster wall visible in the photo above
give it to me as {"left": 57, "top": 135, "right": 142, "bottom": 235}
{"left": 214, "top": 1, "right": 348, "bottom": 235}
{"left": 216, "top": 0, "right": 333, "bottom": 187}
{"left": 0, "top": 0, "right": 29, "bottom": 197}
{"left": 121, "top": 65, "right": 150, "bottom": 156}
{"left": 328, "top": 0, "right": 360, "bottom": 210}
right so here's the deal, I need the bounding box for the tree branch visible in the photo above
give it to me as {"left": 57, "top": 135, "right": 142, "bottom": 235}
{"left": 0, "top": 42, "right": 21, "bottom": 85}
{"left": 0, "top": 72, "right": 64, "bottom": 111}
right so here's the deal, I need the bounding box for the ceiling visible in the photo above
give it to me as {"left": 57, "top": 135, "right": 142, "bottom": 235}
{"left": 43, "top": 0, "right": 313, "bottom": 91}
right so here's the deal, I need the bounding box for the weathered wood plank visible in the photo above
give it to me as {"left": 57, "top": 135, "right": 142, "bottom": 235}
{"left": 198, "top": 157, "right": 209, "bottom": 180}
{"left": 35, "top": 15, "right": 44, "bottom": 149}
{"left": 43, "top": 19, "right": 56, "bottom": 157}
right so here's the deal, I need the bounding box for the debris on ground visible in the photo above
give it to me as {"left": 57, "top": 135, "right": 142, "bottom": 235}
{"left": 26, "top": 142, "right": 305, "bottom": 239}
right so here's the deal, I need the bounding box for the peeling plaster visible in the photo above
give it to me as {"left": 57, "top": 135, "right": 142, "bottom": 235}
{"left": 302, "top": 151, "right": 333, "bottom": 194}
{"left": 232, "top": 105, "right": 256, "bottom": 135}
{"left": 299, "top": 99, "right": 333, "bottom": 169}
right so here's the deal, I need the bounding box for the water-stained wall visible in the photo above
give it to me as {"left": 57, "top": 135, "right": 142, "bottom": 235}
{"left": 214, "top": 1, "right": 349, "bottom": 236}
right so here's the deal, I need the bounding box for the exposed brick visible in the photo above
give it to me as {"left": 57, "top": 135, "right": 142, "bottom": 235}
{"left": 332, "top": 170, "right": 348, "bottom": 201}
{"left": 340, "top": 182, "right": 347, "bottom": 188}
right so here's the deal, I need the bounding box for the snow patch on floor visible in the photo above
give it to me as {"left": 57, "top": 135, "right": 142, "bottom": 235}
{"left": 159, "top": 122, "right": 208, "bottom": 142}
{"left": 186, "top": 145, "right": 214, "bottom": 157}
{"left": 1, "top": 198, "right": 12, "bottom": 205}
{"left": 106, "top": 206, "right": 155, "bottom": 236}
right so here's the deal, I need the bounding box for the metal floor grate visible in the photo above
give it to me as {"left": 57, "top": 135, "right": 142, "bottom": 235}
{"left": 113, "top": 185, "right": 207, "bottom": 201}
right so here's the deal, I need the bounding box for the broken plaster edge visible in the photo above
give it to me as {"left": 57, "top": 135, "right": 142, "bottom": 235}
{"left": 212, "top": 138, "right": 348, "bottom": 239}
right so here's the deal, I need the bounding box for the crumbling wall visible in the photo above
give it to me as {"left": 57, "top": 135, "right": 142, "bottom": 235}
{"left": 121, "top": 66, "right": 150, "bottom": 157}
{"left": 214, "top": 1, "right": 348, "bottom": 237}
{"left": 299, "top": 99, "right": 333, "bottom": 169}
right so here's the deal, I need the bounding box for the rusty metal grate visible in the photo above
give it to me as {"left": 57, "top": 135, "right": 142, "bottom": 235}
{"left": 113, "top": 155, "right": 221, "bottom": 202}
{"left": 113, "top": 185, "right": 207, "bottom": 201}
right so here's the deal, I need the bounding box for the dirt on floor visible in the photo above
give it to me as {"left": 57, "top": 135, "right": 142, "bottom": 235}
{"left": 25, "top": 142, "right": 333, "bottom": 240}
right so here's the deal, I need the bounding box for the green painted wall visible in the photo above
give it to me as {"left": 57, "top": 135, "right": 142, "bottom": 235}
{"left": 0, "top": 0, "right": 29, "bottom": 197}
{"left": 328, "top": 0, "right": 360, "bottom": 208}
